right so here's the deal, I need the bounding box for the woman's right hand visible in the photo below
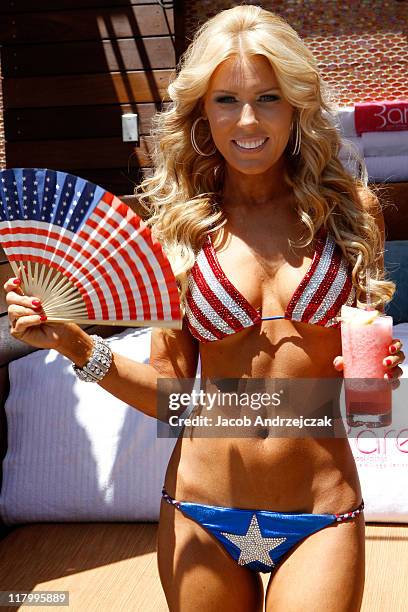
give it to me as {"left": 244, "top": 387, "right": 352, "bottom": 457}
{"left": 4, "top": 266, "right": 79, "bottom": 351}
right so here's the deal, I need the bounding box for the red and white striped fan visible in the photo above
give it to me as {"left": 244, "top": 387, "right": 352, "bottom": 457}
{"left": 0, "top": 168, "right": 182, "bottom": 329}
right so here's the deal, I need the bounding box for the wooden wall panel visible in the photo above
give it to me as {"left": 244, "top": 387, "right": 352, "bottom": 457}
{"left": 2, "top": 37, "right": 176, "bottom": 77}
{"left": 4, "top": 103, "right": 164, "bottom": 141}
{"left": 0, "top": 6, "right": 174, "bottom": 44}
{"left": 0, "top": 0, "right": 154, "bottom": 12}
{"left": 4, "top": 70, "right": 173, "bottom": 107}
{"left": 0, "top": 1, "right": 179, "bottom": 195}
{"left": 6, "top": 136, "right": 153, "bottom": 169}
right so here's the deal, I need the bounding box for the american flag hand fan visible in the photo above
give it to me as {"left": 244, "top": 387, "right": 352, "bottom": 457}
{"left": 0, "top": 168, "right": 182, "bottom": 328}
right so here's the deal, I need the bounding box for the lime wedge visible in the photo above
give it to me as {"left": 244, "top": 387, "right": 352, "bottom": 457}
{"left": 340, "top": 305, "right": 380, "bottom": 325}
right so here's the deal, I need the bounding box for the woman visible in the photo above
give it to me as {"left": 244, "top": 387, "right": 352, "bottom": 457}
{"left": 4, "top": 6, "right": 405, "bottom": 611}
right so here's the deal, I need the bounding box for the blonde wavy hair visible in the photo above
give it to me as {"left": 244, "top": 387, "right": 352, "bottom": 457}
{"left": 136, "top": 4, "right": 395, "bottom": 311}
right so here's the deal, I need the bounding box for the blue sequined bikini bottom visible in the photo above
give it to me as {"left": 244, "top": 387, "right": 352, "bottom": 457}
{"left": 162, "top": 486, "right": 364, "bottom": 573}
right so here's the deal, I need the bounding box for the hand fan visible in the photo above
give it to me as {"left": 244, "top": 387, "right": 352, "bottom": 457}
{"left": 0, "top": 168, "right": 182, "bottom": 329}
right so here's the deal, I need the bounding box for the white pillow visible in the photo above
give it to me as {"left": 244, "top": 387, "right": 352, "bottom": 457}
{"left": 0, "top": 327, "right": 177, "bottom": 525}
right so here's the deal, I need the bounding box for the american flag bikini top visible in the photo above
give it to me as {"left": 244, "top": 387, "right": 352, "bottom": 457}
{"left": 184, "top": 228, "right": 356, "bottom": 343}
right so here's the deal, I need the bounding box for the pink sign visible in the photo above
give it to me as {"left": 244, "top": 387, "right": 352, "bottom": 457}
{"left": 354, "top": 101, "right": 408, "bottom": 135}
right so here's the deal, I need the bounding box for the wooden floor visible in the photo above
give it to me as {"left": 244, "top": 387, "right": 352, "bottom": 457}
{"left": 0, "top": 522, "right": 407, "bottom": 611}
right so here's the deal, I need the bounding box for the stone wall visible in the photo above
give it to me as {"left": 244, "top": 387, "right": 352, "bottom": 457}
{"left": 183, "top": 0, "right": 408, "bottom": 106}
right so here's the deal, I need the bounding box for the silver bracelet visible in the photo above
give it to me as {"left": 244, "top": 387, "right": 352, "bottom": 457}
{"left": 72, "top": 334, "right": 113, "bottom": 383}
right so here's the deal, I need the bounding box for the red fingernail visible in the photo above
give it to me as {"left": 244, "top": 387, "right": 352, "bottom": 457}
{"left": 32, "top": 299, "right": 41, "bottom": 307}
{"left": 12, "top": 278, "right": 21, "bottom": 285}
{"left": 390, "top": 346, "right": 397, "bottom": 353}
{"left": 385, "top": 358, "right": 392, "bottom": 366}
{"left": 40, "top": 314, "right": 47, "bottom": 321}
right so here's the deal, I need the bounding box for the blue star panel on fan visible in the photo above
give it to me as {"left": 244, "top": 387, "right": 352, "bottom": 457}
{"left": 0, "top": 168, "right": 104, "bottom": 230}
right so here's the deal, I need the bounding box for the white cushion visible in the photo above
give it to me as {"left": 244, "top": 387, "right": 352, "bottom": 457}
{"left": 0, "top": 327, "right": 177, "bottom": 525}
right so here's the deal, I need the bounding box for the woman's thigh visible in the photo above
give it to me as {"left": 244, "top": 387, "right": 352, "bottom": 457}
{"left": 265, "top": 512, "right": 365, "bottom": 612}
{"left": 157, "top": 499, "right": 264, "bottom": 612}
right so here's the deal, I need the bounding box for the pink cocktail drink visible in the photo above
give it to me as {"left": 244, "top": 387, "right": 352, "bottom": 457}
{"left": 340, "top": 305, "right": 393, "bottom": 427}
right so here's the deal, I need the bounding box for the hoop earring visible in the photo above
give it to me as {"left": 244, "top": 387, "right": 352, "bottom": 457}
{"left": 191, "top": 117, "right": 217, "bottom": 156}
{"left": 291, "top": 120, "right": 301, "bottom": 156}
{"left": 214, "top": 163, "right": 223, "bottom": 179}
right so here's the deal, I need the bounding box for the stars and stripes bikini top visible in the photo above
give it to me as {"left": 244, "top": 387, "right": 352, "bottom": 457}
{"left": 184, "top": 227, "right": 356, "bottom": 343}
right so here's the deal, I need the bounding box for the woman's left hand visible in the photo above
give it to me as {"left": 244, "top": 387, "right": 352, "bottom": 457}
{"left": 333, "top": 339, "right": 405, "bottom": 389}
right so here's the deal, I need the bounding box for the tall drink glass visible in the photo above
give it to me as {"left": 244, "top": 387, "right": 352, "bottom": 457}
{"left": 340, "top": 305, "right": 393, "bottom": 427}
